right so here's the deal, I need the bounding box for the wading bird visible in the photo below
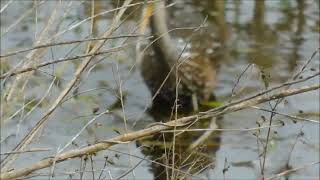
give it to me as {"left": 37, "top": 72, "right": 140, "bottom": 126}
{"left": 140, "top": 1, "right": 217, "bottom": 111}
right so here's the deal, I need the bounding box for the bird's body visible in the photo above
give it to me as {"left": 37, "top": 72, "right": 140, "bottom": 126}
{"left": 177, "top": 56, "right": 216, "bottom": 101}
{"left": 141, "top": 1, "right": 216, "bottom": 111}
{"left": 138, "top": 3, "right": 221, "bottom": 178}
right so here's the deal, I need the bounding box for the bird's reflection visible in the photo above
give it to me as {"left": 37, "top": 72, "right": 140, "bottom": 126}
{"left": 136, "top": 95, "right": 221, "bottom": 180}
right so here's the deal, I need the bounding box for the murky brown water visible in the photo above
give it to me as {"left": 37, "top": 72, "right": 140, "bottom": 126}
{"left": 1, "top": 0, "right": 319, "bottom": 179}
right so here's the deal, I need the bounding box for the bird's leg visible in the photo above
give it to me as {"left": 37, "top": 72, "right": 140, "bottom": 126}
{"left": 192, "top": 93, "right": 199, "bottom": 112}
{"left": 188, "top": 117, "right": 218, "bottom": 150}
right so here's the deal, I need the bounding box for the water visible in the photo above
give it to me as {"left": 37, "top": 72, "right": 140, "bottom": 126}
{"left": 1, "top": 0, "right": 319, "bottom": 179}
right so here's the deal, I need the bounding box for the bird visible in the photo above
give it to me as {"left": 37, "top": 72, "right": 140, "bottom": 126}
{"left": 140, "top": 1, "right": 217, "bottom": 112}
{"left": 137, "top": 3, "right": 220, "bottom": 179}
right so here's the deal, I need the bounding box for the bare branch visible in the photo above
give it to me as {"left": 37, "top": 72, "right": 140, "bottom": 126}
{"left": 1, "top": 84, "right": 318, "bottom": 180}
{"left": 0, "top": 34, "right": 148, "bottom": 59}
{"left": 265, "top": 161, "right": 319, "bottom": 180}
{"left": 0, "top": 148, "right": 51, "bottom": 155}
{"left": 0, "top": 46, "right": 127, "bottom": 79}
{"left": 0, "top": 0, "right": 133, "bottom": 171}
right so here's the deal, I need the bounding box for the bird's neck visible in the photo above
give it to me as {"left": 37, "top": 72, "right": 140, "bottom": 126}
{"left": 150, "top": 1, "right": 178, "bottom": 68}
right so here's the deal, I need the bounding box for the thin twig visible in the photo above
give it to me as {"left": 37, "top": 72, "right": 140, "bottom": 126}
{"left": 162, "top": 123, "right": 283, "bottom": 133}
{"left": 203, "top": 72, "right": 319, "bottom": 115}
{"left": 48, "top": 145, "right": 61, "bottom": 180}
{"left": 0, "top": 0, "right": 13, "bottom": 13}
{"left": 250, "top": 106, "right": 319, "bottom": 124}
{"left": 90, "top": 156, "right": 95, "bottom": 180}
{"left": 97, "top": 157, "right": 108, "bottom": 180}
{"left": 260, "top": 50, "right": 318, "bottom": 177}
{"left": 0, "top": 46, "right": 128, "bottom": 79}
{"left": 0, "top": 0, "right": 133, "bottom": 171}
{"left": 1, "top": 84, "right": 318, "bottom": 180}
{"left": 0, "top": 148, "right": 51, "bottom": 155}
{"left": 59, "top": 110, "right": 109, "bottom": 153}
{"left": 0, "top": 35, "right": 148, "bottom": 58}
{"left": 1, "top": 1, "right": 45, "bottom": 37}
{"left": 265, "top": 161, "right": 319, "bottom": 180}
{"left": 230, "top": 63, "right": 254, "bottom": 102}
{"left": 114, "top": 159, "right": 144, "bottom": 180}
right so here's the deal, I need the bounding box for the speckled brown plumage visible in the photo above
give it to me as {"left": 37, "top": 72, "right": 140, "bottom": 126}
{"left": 140, "top": 1, "right": 217, "bottom": 111}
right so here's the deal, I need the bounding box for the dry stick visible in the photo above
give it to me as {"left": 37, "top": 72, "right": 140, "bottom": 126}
{"left": 1, "top": 84, "right": 318, "bottom": 180}
{"left": 172, "top": 73, "right": 180, "bottom": 179}
{"left": 79, "top": 156, "right": 87, "bottom": 180}
{"left": 115, "top": 159, "right": 144, "bottom": 180}
{"left": 212, "top": 84, "right": 319, "bottom": 118}
{"left": 162, "top": 123, "right": 283, "bottom": 133}
{"left": 0, "top": 148, "right": 51, "bottom": 155}
{"left": 0, "top": 46, "right": 127, "bottom": 79}
{"left": 203, "top": 72, "right": 319, "bottom": 115}
{"left": 51, "top": 0, "right": 158, "bottom": 41}
{"left": 60, "top": 110, "right": 109, "bottom": 153}
{"left": 48, "top": 145, "right": 61, "bottom": 180}
{"left": 58, "top": 2, "right": 146, "bottom": 125}
{"left": 0, "top": 0, "right": 13, "bottom": 13}
{"left": 193, "top": 162, "right": 215, "bottom": 178}
{"left": 1, "top": 1, "right": 45, "bottom": 37}
{"left": 292, "top": 50, "right": 318, "bottom": 80}
{"left": 0, "top": 0, "right": 132, "bottom": 172}
{"left": 261, "top": 50, "right": 318, "bottom": 176}
{"left": 0, "top": 34, "right": 147, "bottom": 58}
{"left": 5, "top": 2, "right": 60, "bottom": 101}
{"left": 97, "top": 157, "right": 108, "bottom": 180}
{"left": 163, "top": 132, "right": 170, "bottom": 180}
{"left": 62, "top": 1, "right": 145, "bottom": 108}
{"left": 115, "top": 63, "right": 133, "bottom": 174}
{"left": 34, "top": 0, "right": 38, "bottom": 41}
{"left": 250, "top": 106, "right": 319, "bottom": 124}
{"left": 265, "top": 161, "right": 319, "bottom": 180}
{"left": 15, "top": 77, "right": 56, "bottom": 138}
{"left": 90, "top": 156, "right": 95, "bottom": 180}
{"left": 1, "top": 98, "right": 36, "bottom": 125}
{"left": 285, "top": 126, "right": 304, "bottom": 170}
{"left": 3, "top": 1, "right": 77, "bottom": 94}
{"left": 87, "top": 0, "right": 96, "bottom": 55}
{"left": 229, "top": 63, "right": 254, "bottom": 102}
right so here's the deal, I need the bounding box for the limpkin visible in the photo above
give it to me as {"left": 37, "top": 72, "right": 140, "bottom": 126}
{"left": 140, "top": 1, "right": 217, "bottom": 111}
{"left": 137, "top": 3, "right": 220, "bottom": 179}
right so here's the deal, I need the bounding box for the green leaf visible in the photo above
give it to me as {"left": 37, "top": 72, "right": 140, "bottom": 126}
{"left": 201, "top": 101, "right": 222, "bottom": 108}
{"left": 260, "top": 69, "right": 271, "bottom": 89}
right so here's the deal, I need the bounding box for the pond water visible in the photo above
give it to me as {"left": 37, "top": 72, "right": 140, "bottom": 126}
{"left": 1, "top": 0, "right": 319, "bottom": 179}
